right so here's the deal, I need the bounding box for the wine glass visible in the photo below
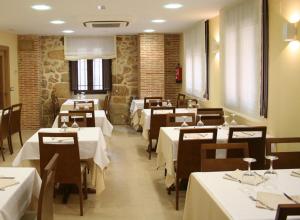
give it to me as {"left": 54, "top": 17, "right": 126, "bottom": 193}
{"left": 61, "top": 118, "right": 68, "bottom": 131}
{"left": 156, "top": 100, "right": 160, "bottom": 107}
{"left": 241, "top": 158, "right": 257, "bottom": 193}
{"left": 167, "top": 99, "right": 172, "bottom": 107}
{"left": 243, "top": 158, "right": 256, "bottom": 176}
{"left": 181, "top": 116, "right": 188, "bottom": 127}
{"left": 187, "top": 100, "right": 193, "bottom": 108}
{"left": 71, "top": 117, "right": 79, "bottom": 129}
{"left": 196, "top": 114, "right": 204, "bottom": 126}
{"left": 230, "top": 113, "right": 238, "bottom": 125}
{"left": 263, "top": 155, "right": 279, "bottom": 191}
{"left": 265, "top": 155, "right": 278, "bottom": 175}
{"left": 223, "top": 115, "right": 229, "bottom": 127}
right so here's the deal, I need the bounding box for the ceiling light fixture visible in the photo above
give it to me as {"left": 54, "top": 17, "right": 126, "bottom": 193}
{"left": 62, "top": 30, "right": 74, "bottom": 33}
{"left": 144, "top": 29, "right": 155, "bottom": 33}
{"left": 31, "top": 4, "right": 52, "bottom": 11}
{"left": 97, "top": 5, "right": 106, "bottom": 10}
{"left": 151, "top": 19, "right": 166, "bottom": 23}
{"left": 50, "top": 20, "right": 65, "bottom": 24}
{"left": 163, "top": 3, "right": 183, "bottom": 9}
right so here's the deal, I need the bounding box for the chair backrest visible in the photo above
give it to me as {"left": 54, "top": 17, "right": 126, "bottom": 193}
{"left": 197, "top": 115, "right": 224, "bottom": 126}
{"left": 69, "top": 110, "right": 95, "bottom": 127}
{"left": 176, "top": 93, "right": 186, "bottom": 108}
{"left": 266, "top": 137, "right": 300, "bottom": 169}
{"left": 103, "top": 95, "right": 111, "bottom": 112}
{"left": 58, "top": 112, "right": 87, "bottom": 127}
{"left": 144, "top": 97, "right": 163, "bottom": 109}
{"left": 201, "top": 143, "right": 249, "bottom": 172}
{"left": 177, "top": 128, "right": 217, "bottom": 178}
{"left": 51, "top": 92, "right": 60, "bottom": 120}
{"left": 149, "top": 106, "right": 175, "bottom": 139}
{"left": 74, "top": 101, "right": 94, "bottom": 111}
{"left": 9, "top": 103, "right": 22, "bottom": 134}
{"left": 228, "top": 126, "right": 267, "bottom": 169}
{"left": 166, "top": 113, "right": 196, "bottom": 127}
{"left": 197, "top": 108, "right": 224, "bottom": 116}
{"left": 38, "top": 132, "right": 82, "bottom": 184}
{"left": 0, "top": 107, "right": 11, "bottom": 139}
{"left": 148, "top": 99, "right": 163, "bottom": 108}
{"left": 37, "top": 153, "right": 59, "bottom": 220}
{"left": 275, "top": 204, "right": 300, "bottom": 220}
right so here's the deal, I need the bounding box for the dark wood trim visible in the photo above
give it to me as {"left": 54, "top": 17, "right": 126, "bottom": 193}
{"left": 87, "top": 60, "right": 93, "bottom": 91}
{"left": 204, "top": 20, "right": 210, "bottom": 100}
{"left": 260, "top": 0, "right": 269, "bottom": 118}
{"left": 0, "top": 45, "right": 10, "bottom": 108}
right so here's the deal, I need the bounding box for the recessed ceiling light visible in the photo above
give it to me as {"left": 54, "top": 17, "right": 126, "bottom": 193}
{"left": 50, "top": 20, "right": 65, "bottom": 25}
{"left": 144, "top": 29, "right": 155, "bottom": 33}
{"left": 151, "top": 19, "right": 166, "bottom": 23}
{"left": 31, "top": 4, "right": 52, "bottom": 11}
{"left": 163, "top": 3, "right": 183, "bottom": 9}
{"left": 97, "top": 5, "right": 106, "bottom": 10}
{"left": 62, "top": 30, "right": 74, "bottom": 34}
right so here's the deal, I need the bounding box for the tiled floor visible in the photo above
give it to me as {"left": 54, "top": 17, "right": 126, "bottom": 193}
{"left": 1, "top": 125, "right": 184, "bottom": 219}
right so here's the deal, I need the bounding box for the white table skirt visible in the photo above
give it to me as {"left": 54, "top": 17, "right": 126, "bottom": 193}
{"left": 130, "top": 99, "right": 144, "bottom": 115}
{"left": 183, "top": 170, "right": 300, "bottom": 220}
{"left": 140, "top": 108, "right": 198, "bottom": 139}
{"left": 60, "top": 99, "right": 100, "bottom": 111}
{"left": 52, "top": 110, "right": 113, "bottom": 137}
{"left": 0, "top": 167, "right": 41, "bottom": 220}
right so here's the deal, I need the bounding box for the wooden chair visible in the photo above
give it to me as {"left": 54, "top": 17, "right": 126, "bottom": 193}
{"left": 58, "top": 112, "right": 87, "bottom": 128}
{"left": 275, "top": 204, "right": 300, "bottom": 220}
{"left": 51, "top": 92, "right": 60, "bottom": 122}
{"left": 103, "top": 95, "right": 111, "bottom": 120}
{"left": 201, "top": 143, "right": 249, "bottom": 172}
{"left": 21, "top": 154, "right": 59, "bottom": 220}
{"left": 266, "top": 137, "right": 300, "bottom": 169}
{"left": 176, "top": 93, "right": 186, "bottom": 108}
{"left": 38, "top": 132, "right": 87, "bottom": 216}
{"left": 197, "top": 108, "right": 224, "bottom": 116}
{"left": 148, "top": 106, "right": 175, "bottom": 159}
{"left": 69, "top": 110, "right": 95, "bottom": 127}
{"left": 228, "top": 126, "right": 267, "bottom": 170}
{"left": 143, "top": 97, "right": 163, "bottom": 109}
{"left": 166, "top": 113, "right": 196, "bottom": 127}
{"left": 197, "top": 115, "right": 224, "bottom": 126}
{"left": 74, "top": 101, "right": 94, "bottom": 111}
{"left": 0, "top": 107, "right": 12, "bottom": 160}
{"left": 9, "top": 103, "right": 23, "bottom": 152}
{"left": 176, "top": 128, "right": 217, "bottom": 210}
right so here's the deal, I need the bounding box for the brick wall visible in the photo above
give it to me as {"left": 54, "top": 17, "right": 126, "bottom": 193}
{"left": 18, "top": 35, "right": 41, "bottom": 130}
{"left": 138, "top": 34, "right": 165, "bottom": 98}
{"left": 164, "top": 34, "right": 182, "bottom": 105}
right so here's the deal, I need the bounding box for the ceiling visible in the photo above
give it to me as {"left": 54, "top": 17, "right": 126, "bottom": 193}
{"left": 0, "top": 0, "right": 238, "bottom": 36}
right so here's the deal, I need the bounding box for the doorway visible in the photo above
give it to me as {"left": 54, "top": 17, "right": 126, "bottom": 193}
{"left": 0, "top": 46, "right": 10, "bottom": 109}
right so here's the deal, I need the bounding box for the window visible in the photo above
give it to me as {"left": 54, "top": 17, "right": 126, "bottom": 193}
{"left": 220, "top": 0, "right": 262, "bottom": 118}
{"left": 183, "top": 21, "right": 208, "bottom": 98}
{"left": 69, "top": 59, "right": 112, "bottom": 93}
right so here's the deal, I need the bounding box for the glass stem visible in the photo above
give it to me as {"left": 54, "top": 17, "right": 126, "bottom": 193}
{"left": 270, "top": 160, "right": 273, "bottom": 172}
{"left": 248, "top": 163, "right": 251, "bottom": 174}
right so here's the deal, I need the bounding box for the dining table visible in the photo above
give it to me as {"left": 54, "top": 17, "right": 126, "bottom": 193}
{"left": 139, "top": 108, "right": 198, "bottom": 139}
{"left": 12, "top": 127, "right": 109, "bottom": 194}
{"left": 60, "top": 98, "right": 100, "bottom": 111}
{"left": 52, "top": 110, "right": 113, "bottom": 137}
{"left": 183, "top": 169, "right": 300, "bottom": 220}
{"left": 0, "top": 167, "right": 41, "bottom": 220}
{"left": 156, "top": 125, "right": 266, "bottom": 187}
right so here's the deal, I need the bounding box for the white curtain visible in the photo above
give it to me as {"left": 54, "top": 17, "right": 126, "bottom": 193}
{"left": 64, "top": 36, "right": 116, "bottom": 60}
{"left": 184, "top": 21, "right": 207, "bottom": 98}
{"left": 220, "top": 0, "right": 262, "bottom": 118}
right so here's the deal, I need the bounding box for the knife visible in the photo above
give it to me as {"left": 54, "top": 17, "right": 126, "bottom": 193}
{"left": 0, "top": 177, "right": 15, "bottom": 179}
{"left": 284, "top": 193, "right": 299, "bottom": 204}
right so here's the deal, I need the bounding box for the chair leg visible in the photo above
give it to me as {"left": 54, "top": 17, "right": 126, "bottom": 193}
{"left": 176, "top": 177, "right": 179, "bottom": 210}
{"left": 8, "top": 136, "right": 13, "bottom": 154}
{"left": 19, "top": 131, "right": 23, "bottom": 146}
{"left": 83, "top": 169, "right": 88, "bottom": 200}
{"left": 148, "top": 139, "right": 152, "bottom": 160}
{"left": 78, "top": 183, "right": 84, "bottom": 216}
{"left": 0, "top": 140, "right": 5, "bottom": 161}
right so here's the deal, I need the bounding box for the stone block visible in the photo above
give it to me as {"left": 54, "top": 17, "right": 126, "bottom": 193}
{"left": 61, "top": 73, "right": 69, "bottom": 82}
{"left": 48, "top": 50, "right": 64, "bottom": 60}
{"left": 111, "top": 85, "right": 129, "bottom": 96}
{"left": 53, "top": 83, "right": 71, "bottom": 98}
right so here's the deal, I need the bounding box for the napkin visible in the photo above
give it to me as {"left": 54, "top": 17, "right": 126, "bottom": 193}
{"left": 223, "top": 169, "right": 266, "bottom": 185}
{"left": 291, "top": 170, "right": 300, "bottom": 178}
{"left": 0, "top": 179, "right": 19, "bottom": 190}
{"left": 256, "top": 192, "right": 300, "bottom": 210}
{"left": 44, "top": 137, "right": 74, "bottom": 144}
{"left": 183, "top": 133, "right": 208, "bottom": 140}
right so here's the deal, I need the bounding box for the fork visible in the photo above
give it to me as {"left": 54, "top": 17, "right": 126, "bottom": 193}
{"left": 249, "top": 196, "right": 275, "bottom": 211}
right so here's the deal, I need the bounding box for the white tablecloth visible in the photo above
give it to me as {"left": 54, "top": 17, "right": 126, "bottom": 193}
{"left": 183, "top": 170, "right": 300, "bottom": 220}
{"left": 12, "top": 127, "right": 109, "bottom": 194}
{"left": 0, "top": 167, "right": 41, "bottom": 220}
{"left": 130, "top": 99, "right": 144, "bottom": 115}
{"left": 140, "top": 108, "right": 198, "bottom": 139}
{"left": 60, "top": 99, "right": 100, "bottom": 111}
{"left": 52, "top": 110, "right": 113, "bottom": 137}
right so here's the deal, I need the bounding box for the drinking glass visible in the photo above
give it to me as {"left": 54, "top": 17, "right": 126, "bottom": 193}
{"left": 61, "top": 118, "right": 68, "bottom": 131}
{"left": 223, "top": 115, "right": 229, "bottom": 127}
{"left": 241, "top": 158, "right": 257, "bottom": 193}
{"left": 167, "top": 99, "right": 172, "bottom": 107}
{"left": 187, "top": 100, "right": 193, "bottom": 108}
{"left": 264, "top": 155, "right": 278, "bottom": 175}
{"left": 230, "top": 113, "right": 238, "bottom": 125}
{"left": 156, "top": 100, "right": 160, "bottom": 107}
{"left": 196, "top": 114, "right": 204, "bottom": 126}
{"left": 181, "top": 116, "right": 188, "bottom": 127}
{"left": 71, "top": 117, "right": 79, "bottom": 129}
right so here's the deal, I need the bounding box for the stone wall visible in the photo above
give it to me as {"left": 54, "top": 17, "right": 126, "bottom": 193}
{"left": 40, "top": 36, "right": 71, "bottom": 127}
{"left": 110, "top": 35, "right": 139, "bottom": 124}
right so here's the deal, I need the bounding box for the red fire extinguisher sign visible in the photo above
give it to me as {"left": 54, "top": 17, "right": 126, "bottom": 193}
{"left": 176, "top": 64, "right": 182, "bottom": 83}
